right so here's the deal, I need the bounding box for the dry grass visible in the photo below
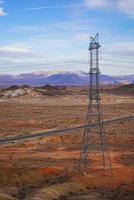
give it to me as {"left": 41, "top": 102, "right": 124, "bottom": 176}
{"left": 25, "top": 182, "right": 87, "bottom": 200}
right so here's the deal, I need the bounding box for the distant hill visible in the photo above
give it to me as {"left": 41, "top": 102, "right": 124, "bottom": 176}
{"left": 0, "top": 71, "right": 134, "bottom": 87}
{"left": 2, "top": 84, "right": 31, "bottom": 91}
{"left": 36, "top": 84, "right": 59, "bottom": 90}
{"left": 0, "top": 85, "right": 31, "bottom": 98}
{"left": 0, "top": 84, "right": 67, "bottom": 99}
{"left": 110, "top": 84, "right": 134, "bottom": 96}
{"left": 0, "top": 83, "right": 133, "bottom": 99}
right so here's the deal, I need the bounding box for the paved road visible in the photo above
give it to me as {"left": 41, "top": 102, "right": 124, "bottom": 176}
{"left": 0, "top": 115, "right": 134, "bottom": 146}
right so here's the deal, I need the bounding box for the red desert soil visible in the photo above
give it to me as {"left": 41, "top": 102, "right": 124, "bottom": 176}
{"left": 0, "top": 85, "right": 133, "bottom": 199}
{"left": 39, "top": 167, "right": 64, "bottom": 175}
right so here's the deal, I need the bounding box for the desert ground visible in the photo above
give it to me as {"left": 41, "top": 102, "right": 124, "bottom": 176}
{"left": 0, "top": 84, "right": 133, "bottom": 200}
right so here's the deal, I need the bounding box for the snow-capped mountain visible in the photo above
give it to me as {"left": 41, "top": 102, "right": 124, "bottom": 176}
{"left": 0, "top": 71, "right": 134, "bottom": 87}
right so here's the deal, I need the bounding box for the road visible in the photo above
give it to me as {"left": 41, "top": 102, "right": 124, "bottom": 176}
{"left": 0, "top": 115, "right": 134, "bottom": 146}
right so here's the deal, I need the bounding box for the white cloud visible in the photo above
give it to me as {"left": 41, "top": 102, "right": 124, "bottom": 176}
{"left": 0, "top": 7, "right": 7, "bottom": 16}
{"left": 0, "top": 1, "right": 7, "bottom": 16}
{"left": 85, "top": 0, "right": 134, "bottom": 18}
{"left": 109, "top": 42, "right": 134, "bottom": 57}
{"left": 17, "top": 0, "right": 134, "bottom": 19}
{"left": 20, "top": 4, "right": 82, "bottom": 11}
{"left": 0, "top": 46, "right": 31, "bottom": 58}
{"left": 0, "top": 46, "right": 30, "bottom": 53}
{"left": 117, "top": 0, "right": 134, "bottom": 18}
{"left": 85, "top": 0, "right": 111, "bottom": 8}
{"left": 101, "top": 42, "right": 134, "bottom": 75}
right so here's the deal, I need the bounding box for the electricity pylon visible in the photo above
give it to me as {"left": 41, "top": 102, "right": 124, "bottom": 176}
{"left": 76, "top": 33, "right": 112, "bottom": 173}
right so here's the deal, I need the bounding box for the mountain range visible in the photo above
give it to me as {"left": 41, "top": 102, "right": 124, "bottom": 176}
{"left": 0, "top": 71, "right": 134, "bottom": 87}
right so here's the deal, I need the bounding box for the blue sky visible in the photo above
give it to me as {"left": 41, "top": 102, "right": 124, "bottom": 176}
{"left": 0, "top": 0, "right": 134, "bottom": 75}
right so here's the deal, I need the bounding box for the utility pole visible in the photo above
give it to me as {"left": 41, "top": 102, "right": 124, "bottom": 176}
{"left": 76, "top": 33, "right": 112, "bottom": 173}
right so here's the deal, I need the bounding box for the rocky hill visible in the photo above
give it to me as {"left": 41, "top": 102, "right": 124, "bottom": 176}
{"left": 0, "top": 84, "right": 67, "bottom": 99}
{"left": 0, "top": 85, "right": 32, "bottom": 98}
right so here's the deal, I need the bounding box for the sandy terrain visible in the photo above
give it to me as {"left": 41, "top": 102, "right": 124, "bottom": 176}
{"left": 0, "top": 85, "right": 133, "bottom": 200}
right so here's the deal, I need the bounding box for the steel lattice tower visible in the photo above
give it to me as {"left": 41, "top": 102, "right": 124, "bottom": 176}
{"left": 76, "top": 33, "right": 112, "bottom": 173}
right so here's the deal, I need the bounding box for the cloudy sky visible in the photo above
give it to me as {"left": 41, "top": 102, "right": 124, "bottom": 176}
{"left": 0, "top": 0, "right": 134, "bottom": 75}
